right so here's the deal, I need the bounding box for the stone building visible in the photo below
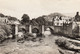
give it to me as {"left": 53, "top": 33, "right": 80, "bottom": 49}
{"left": 53, "top": 15, "right": 73, "bottom": 35}
{"left": 72, "top": 12, "right": 80, "bottom": 36}
{"left": 61, "top": 16, "right": 72, "bottom": 23}
{"left": 54, "top": 16, "right": 63, "bottom": 26}
{"left": 62, "top": 23, "right": 73, "bottom": 36}
{"left": 0, "top": 17, "right": 9, "bottom": 23}
{"left": 75, "top": 12, "right": 80, "bottom": 21}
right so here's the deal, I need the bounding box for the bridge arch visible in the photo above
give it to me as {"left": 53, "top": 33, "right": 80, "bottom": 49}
{"left": 43, "top": 26, "right": 54, "bottom": 34}
{"left": 48, "top": 27, "right": 54, "bottom": 34}
{"left": 32, "top": 28, "right": 39, "bottom": 33}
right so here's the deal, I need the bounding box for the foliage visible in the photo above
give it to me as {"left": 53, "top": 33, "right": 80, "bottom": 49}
{"left": 23, "top": 32, "right": 45, "bottom": 42}
{"left": 21, "top": 12, "right": 64, "bottom": 25}
{"left": 0, "top": 13, "right": 4, "bottom": 17}
{"left": 37, "top": 33, "right": 45, "bottom": 38}
{"left": 0, "top": 24, "right": 12, "bottom": 42}
{"left": 30, "top": 18, "right": 38, "bottom": 25}
{"left": 43, "top": 12, "right": 65, "bottom": 22}
{"left": 24, "top": 33, "right": 34, "bottom": 40}
{"left": 0, "top": 29, "right": 6, "bottom": 43}
{"left": 36, "top": 16, "right": 45, "bottom": 25}
{"left": 1, "top": 24, "right": 12, "bottom": 36}
{"left": 7, "top": 16, "right": 18, "bottom": 21}
{"left": 21, "top": 14, "right": 30, "bottom": 25}
{"left": 30, "top": 16, "right": 45, "bottom": 25}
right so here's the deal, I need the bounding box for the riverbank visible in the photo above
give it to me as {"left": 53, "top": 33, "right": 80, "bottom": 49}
{"left": 0, "top": 35, "right": 60, "bottom": 54}
{"left": 0, "top": 34, "right": 80, "bottom": 54}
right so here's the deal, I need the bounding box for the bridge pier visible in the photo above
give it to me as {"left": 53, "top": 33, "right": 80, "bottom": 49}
{"left": 15, "top": 24, "right": 18, "bottom": 35}
{"left": 42, "top": 25, "right": 44, "bottom": 34}
{"left": 29, "top": 25, "right": 32, "bottom": 33}
{"left": 79, "top": 25, "right": 80, "bottom": 36}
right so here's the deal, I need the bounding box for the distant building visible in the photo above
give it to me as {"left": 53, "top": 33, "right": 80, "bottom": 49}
{"left": 72, "top": 21, "right": 80, "bottom": 36}
{"left": 72, "top": 12, "right": 80, "bottom": 36}
{"left": 53, "top": 16, "right": 72, "bottom": 26}
{"left": 53, "top": 16, "right": 73, "bottom": 34}
{"left": 63, "top": 23, "right": 73, "bottom": 36}
{"left": 75, "top": 22, "right": 80, "bottom": 36}
{"left": 0, "top": 17, "right": 9, "bottom": 23}
{"left": 53, "top": 16, "right": 63, "bottom": 26}
{"left": 61, "top": 16, "right": 73, "bottom": 36}
{"left": 61, "top": 16, "right": 72, "bottom": 23}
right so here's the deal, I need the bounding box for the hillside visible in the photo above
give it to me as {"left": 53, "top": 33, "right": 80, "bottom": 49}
{"left": 30, "top": 12, "right": 66, "bottom": 25}
{"left": 43, "top": 12, "right": 65, "bottom": 22}
{"left": 0, "top": 13, "right": 19, "bottom": 21}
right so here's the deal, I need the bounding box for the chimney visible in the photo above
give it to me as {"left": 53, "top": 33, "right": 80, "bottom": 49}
{"left": 76, "top": 12, "right": 79, "bottom": 16}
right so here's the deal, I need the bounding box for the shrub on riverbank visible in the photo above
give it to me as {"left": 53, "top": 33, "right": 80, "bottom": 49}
{"left": 23, "top": 33, "right": 45, "bottom": 42}
{"left": 24, "top": 33, "right": 34, "bottom": 41}
{"left": 0, "top": 24, "right": 12, "bottom": 43}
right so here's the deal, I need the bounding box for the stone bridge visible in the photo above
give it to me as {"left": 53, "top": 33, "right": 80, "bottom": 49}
{"left": 13, "top": 24, "right": 54, "bottom": 35}
{"left": 28, "top": 25, "right": 54, "bottom": 34}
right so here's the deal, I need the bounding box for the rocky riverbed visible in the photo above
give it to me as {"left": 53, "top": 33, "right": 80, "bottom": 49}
{"left": 0, "top": 35, "right": 80, "bottom": 54}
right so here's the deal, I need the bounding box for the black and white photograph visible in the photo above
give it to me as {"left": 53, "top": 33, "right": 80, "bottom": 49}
{"left": 0, "top": 0, "right": 80, "bottom": 54}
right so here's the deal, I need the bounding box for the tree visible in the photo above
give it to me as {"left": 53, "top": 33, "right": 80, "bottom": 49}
{"left": 21, "top": 14, "right": 30, "bottom": 24}
{"left": 0, "top": 23, "right": 12, "bottom": 42}
{"left": 30, "top": 18, "right": 38, "bottom": 25}
{"left": 7, "top": 16, "right": 18, "bottom": 21}
{"left": 36, "top": 16, "right": 45, "bottom": 25}
{"left": 1, "top": 24, "right": 12, "bottom": 36}
{"left": 0, "top": 13, "right": 4, "bottom": 17}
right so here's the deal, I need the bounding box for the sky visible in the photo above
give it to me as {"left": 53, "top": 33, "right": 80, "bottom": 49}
{"left": 0, "top": 0, "right": 80, "bottom": 20}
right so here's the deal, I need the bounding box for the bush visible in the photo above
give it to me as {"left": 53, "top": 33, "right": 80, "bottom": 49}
{"left": 36, "top": 33, "right": 45, "bottom": 42}
{"left": 23, "top": 32, "right": 45, "bottom": 42}
{"left": 37, "top": 33, "right": 45, "bottom": 38}
{"left": 1, "top": 24, "right": 12, "bottom": 36}
{"left": 0, "top": 24, "right": 12, "bottom": 43}
{"left": 24, "top": 33, "right": 34, "bottom": 40}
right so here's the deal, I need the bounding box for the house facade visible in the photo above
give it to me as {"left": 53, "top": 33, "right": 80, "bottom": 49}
{"left": 54, "top": 16, "right": 63, "bottom": 26}
{"left": 0, "top": 17, "right": 9, "bottom": 23}
{"left": 53, "top": 16, "right": 73, "bottom": 34}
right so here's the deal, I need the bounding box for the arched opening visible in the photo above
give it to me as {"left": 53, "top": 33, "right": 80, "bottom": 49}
{"left": 21, "top": 28, "right": 26, "bottom": 33}
{"left": 32, "top": 28, "right": 39, "bottom": 33}
{"left": 48, "top": 27, "right": 54, "bottom": 34}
